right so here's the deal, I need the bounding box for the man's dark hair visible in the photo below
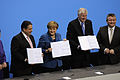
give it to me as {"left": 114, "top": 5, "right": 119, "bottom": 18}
{"left": 106, "top": 13, "right": 116, "bottom": 21}
{"left": 21, "top": 21, "right": 32, "bottom": 31}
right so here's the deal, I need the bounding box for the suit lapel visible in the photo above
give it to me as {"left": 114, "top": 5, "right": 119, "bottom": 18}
{"left": 47, "top": 32, "right": 53, "bottom": 42}
{"left": 20, "top": 32, "right": 31, "bottom": 48}
{"left": 74, "top": 19, "right": 84, "bottom": 36}
{"left": 110, "top": 26, "right": 117, "bottom": 45}
{"left": 85, "top": 21, "right": 89, "bottom": 35}
{"left": 104, "top": 26, "right": 110, "bottom": 45}
{"left": 55, "top": 34, "right": 61, "bottom": 41}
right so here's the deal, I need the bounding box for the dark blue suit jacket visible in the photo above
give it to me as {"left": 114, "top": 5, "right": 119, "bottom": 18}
{"left": 37, "top": 32, "right": 62, "bottom": 68}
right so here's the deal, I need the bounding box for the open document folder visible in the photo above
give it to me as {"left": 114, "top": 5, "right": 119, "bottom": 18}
{"left": 51, "top": 40, "right": 71, "bottom": 58}
{"left": 27, "top": 48, "right": 43, "bottom": 64}
{"left": 78, "top": 36, "right": 100, "bottom": 50}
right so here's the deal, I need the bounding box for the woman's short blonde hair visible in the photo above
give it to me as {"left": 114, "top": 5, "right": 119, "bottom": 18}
{"left": 47, "top": 21, "right": 59, "bottom": 29}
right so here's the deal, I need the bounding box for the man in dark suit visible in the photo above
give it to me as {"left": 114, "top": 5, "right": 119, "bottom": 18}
{"left": 66, "top": 8, "right": 94, "bottom": 68}
{"left": 10, "top": 21, "right": 36, "bottom": 77}
{"left": 97, "top": 13, "right": 120, "bottom": 65}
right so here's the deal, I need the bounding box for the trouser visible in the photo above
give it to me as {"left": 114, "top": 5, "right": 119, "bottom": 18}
{"left": 33, "top": 64, "right": 62, "bottom": 74}
{"left": 71, "top": 53, "right": 91, "bottom": 69}
{"left": 0, "top": 69, "right": 3, "bottom": 80}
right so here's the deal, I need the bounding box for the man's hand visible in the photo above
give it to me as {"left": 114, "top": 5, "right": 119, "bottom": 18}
{"left": 109, "top": 49, "right": 115, "bottom": 54}
{"left": 42, "top": 53, "right": 44, "bottom": 57}
{"left": 104, "top": 48, "right": 110, "bottom": 54}
{"left": 0, "top": 64, "right": 2, "bottom": 70}
{"left": 2, "top": 62, "right": 7, "bottom": 68}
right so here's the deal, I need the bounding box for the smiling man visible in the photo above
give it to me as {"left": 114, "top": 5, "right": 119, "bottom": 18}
{"left": 66, "top": 8, "right": 94, "bottom": 68}
{"left": 10, "top": 21, "right": 36, "bottom": 77}
{"left": 97, "top": 13, "right": 120, "bottom": 65}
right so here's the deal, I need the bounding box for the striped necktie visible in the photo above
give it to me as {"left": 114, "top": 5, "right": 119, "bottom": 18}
{"left": 27, "top": 37, "right": 33, "bottom": 48}
{"left": 81, "top": 22, "right": 85, "bottom": 35}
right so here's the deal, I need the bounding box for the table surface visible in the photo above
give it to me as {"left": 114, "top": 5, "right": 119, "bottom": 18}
{"left": 5, "top": 63, "right": 120, "bottom": 80}
{"left": 75, "top": 73, "right": 120, "bottom": 80}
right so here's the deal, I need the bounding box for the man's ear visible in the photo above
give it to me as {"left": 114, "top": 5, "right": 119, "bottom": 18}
{"left": 23, "top": 28, "right": 26, "bottom": 32}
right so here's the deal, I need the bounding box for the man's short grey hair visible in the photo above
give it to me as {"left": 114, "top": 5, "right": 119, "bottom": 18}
{"left": 78, "top": 8, "right": 88, "bottom": 15}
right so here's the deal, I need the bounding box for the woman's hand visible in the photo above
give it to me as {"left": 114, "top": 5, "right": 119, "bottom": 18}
{"left": 46, "top": 48, "right": 52, "bottom": 53}
{"left": 0, "top": 64, "right": 2, "bottom": 70}
{"left": 48, "top": 48, "right": 52, "bottom": 52}
{"left": 2, "top": 62, "right": 7, "bottom": 68}
{"left": 63, "top": 39, "right": 67, "bottom": 41}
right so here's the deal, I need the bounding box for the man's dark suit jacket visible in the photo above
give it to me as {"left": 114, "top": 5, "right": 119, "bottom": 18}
{"left": 66, "top": 18, "right": 94, "bottom": 68}
{"left": 10, "top": 32, "right": 36, "bottom": 77}
{"left": 97, "top": 26, "right": 120, "bottom": 64}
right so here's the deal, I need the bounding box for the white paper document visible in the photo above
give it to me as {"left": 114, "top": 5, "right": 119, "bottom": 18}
{"left": 51, "top": 40, "right": 71, "bottom": 58}
{"left": 78, "top": 36, "right": 100, "bottom": 50}
{"left": 27, "top": 48, "right": 43, "bottom": 64}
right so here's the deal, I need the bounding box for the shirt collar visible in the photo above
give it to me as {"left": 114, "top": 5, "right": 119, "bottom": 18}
{"left": 22, "top": 31, "right": 28, "bottom": 38}
{"left": 108, "top": 26, "right": 115, "bottom": 31}
{"left": 78, "top": 18, "right": 85, "bottom": 24}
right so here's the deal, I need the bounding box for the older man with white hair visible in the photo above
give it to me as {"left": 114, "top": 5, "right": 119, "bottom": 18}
{"left": 66, "top": 8, "right": 94, "bottom": 68}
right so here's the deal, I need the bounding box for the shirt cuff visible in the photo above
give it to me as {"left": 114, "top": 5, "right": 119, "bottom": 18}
{"left": 77, "top": 45, "right": 81, "bottom": 50}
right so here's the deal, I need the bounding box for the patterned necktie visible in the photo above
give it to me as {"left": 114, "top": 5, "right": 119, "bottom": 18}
{"left": 81, "top": 22, "right": 85, "bottom": 35}
{"left": 27, "top": 37, "right": 33, "bottom": 48}
{"left": 109, "top": 28, "right": 113, "bottom": 44}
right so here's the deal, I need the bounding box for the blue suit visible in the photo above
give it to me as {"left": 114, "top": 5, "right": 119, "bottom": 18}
{"left": 37, "top": 32, "right": 62, "bottom": 68}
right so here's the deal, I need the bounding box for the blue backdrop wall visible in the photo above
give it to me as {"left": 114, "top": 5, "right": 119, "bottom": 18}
{"left": 0, "top": 0, "right": 120, "bottom": 67}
